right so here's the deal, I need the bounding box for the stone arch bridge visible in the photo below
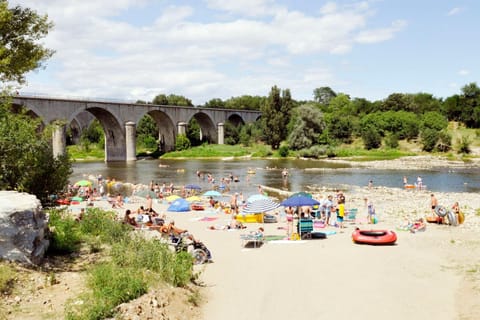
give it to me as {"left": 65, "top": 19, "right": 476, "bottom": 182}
{"left": 12, "top": 95, "right": 262, "bottom": 161}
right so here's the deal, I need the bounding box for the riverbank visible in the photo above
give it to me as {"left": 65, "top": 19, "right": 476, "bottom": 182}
{"left": 321, "top": 154, "right": 480, "bottom": 170}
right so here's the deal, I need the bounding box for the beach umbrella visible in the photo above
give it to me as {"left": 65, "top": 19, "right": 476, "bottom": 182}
{"left": 166, "top": 194, "right": 181, "bottom": 202}
{"left": 186, "top": 196, "right": 202, "bottom": 202}
{"left": 291, "top": 191, "right": 312, "bottom": 198}
{"left": 74, "top": 180, "right": 91, "bottom": 187}
{"left": 243, "top": 198, "right": 280, "bottom": 214}
{"left": 247, "top": 194, "right": 269, "bottom": 203}
{"left": 135, "top": 189, "right": 158, "bottom": 199}
{"left": 185, "top": 184, "right": 201, "bottom": 190}
{"left": 203, "top": 190, "right": 222, "bottom": 197}
{"left": 280, "top": 195, "right": 319, "bottom": 207}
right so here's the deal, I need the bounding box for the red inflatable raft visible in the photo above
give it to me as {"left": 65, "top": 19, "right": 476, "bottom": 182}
{"left": 191, "top": 203, "right": 205, "bottom": 211}
{"left": 352, "top": 228, "right": 397, "bottom": 245}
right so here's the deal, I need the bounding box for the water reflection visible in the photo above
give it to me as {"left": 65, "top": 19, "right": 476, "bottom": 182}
{"left": 71, "top": 159, "right": 480, "bottom": 194}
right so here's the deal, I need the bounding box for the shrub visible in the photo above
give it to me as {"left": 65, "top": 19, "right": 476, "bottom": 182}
{"left": 421, "top": 128, "right": 439, "bottom": 152}
{"left": 384, "top": 133, "right": 399, "bottom": 149}
{"left": 278, "top": 145, "right": 289, "bottom": 157}
{"left": 0, "top": 264, "right": 15, "bottom": 295}
{"left": 47, "top": 209, "right": 81, "bottom": 254}
{"left": 361, "top": 125, "right": 382, "bottom": 150}
{"left": 175, "top": 134, "right": 191, "bottom": 151}
{"left": 436, "top": 131, "right": 452, "bottom": 152}
{"left": 79, "top": 208, "right": 130, "bottom": 244}
{"left": 457, "top": 136, "right": 472, "bottom": 154}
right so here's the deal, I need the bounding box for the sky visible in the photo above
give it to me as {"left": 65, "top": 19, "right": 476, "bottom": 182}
{"left": 11, "top": 0, "right": 480, "bottom": 106}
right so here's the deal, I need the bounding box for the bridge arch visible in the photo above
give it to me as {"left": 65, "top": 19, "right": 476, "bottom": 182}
{"left": 189, "top": 112, "right": 218, "bottom": 144}
{"left": 72, "top": 107, "right": 126, "bottom": 161}
{"left": 226, "top": 113, "right": 245, "bottom": 127}
{"left": 145, "top": 110, "right": 176, "bottom": 152}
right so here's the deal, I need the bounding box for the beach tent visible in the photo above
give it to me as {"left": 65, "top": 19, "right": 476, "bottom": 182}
{"left": 167, "top": 198, "right": 191, "bottom": 212}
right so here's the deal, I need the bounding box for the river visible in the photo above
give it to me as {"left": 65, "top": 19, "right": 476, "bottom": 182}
{"left": 70, "top": 158, "right": 480, "bottom": 194}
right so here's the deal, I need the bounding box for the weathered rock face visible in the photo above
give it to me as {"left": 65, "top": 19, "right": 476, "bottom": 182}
{"left": 0, "top": 191, "right": 49, "bottom": 265}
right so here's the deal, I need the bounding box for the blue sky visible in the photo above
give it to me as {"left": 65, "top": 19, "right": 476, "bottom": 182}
{"left": 11, "top": 0, "right": 479, "bottom": 105}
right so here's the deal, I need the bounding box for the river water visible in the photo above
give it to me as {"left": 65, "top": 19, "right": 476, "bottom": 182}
{"left": 71, "top": 158, "right": 480, "bottom": 194}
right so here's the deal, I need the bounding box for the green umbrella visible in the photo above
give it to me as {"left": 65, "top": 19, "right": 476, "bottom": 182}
{"left": 74, "top": 180, "right": 92, "bottom": 187}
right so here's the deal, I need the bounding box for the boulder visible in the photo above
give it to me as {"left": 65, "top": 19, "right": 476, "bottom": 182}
{"left": 0, "top": 191, "right": 49, "bottom": 265}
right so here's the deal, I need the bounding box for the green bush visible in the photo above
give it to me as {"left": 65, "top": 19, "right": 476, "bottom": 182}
{"left": 384, "top": 133, "right": 399, "bottom": 149}
{"left": 47, "top": 209, "right": 81, "bottom": 254}
{"left": 278, "top": 145, "right": 289, "bottom": 157}
{"left": 457, "top": 136, "right": 472, "bottom": 154}
{"left": 79, "top": 208, "right": 130, "bottom": 244}
{"left": 110, "top": 236, "right": 193, "bottom": 287}
{"left": 0, "top": 264, "right": 15, "bottom": 295}
{"left": 361, "top": 125, "right": 382, "bottom": 150}
{"left": 175, "top": 134, "right": 191, "bottom": 151}
{"left": 421, "top": 128, "right": 439, "bottom": 152}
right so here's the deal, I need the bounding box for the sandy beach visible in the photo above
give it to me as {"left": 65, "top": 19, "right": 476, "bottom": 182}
{"left": 98, "top": 182, "right": 480, "bottom": 320}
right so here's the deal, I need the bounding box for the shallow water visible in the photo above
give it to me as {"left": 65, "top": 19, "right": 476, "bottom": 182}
{"left": 71, "top": 158, "right": 480, "bottom": 194}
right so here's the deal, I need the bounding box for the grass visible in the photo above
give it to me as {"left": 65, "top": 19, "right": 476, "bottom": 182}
{"left": 0, "top": 263, "right": 16, "bottom": 295}
{"left": 332, "top": 147, "right": 415, "bottom": 160}
{"left": 45, "top": 207, "right": 197, "bottom": 319}
{"left": 68, "top": 144, "right": 105, "bottom": 161}
{"left": 161, "top": 143, "right": 273, "bottom": 158}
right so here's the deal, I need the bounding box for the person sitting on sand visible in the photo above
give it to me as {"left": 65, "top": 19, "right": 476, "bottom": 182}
{"left": 410, "top": 218, "right": 426, "bottom": 233}
{"left": 209, "top": 220, "right": 246, "bottom": 230}
{"left": 123, "top": 209, "right": 137, "bottom": 227}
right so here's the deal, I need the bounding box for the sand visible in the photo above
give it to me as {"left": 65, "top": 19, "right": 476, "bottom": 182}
{"left": 91, "top": 182, "right": 480, "bottom": 320}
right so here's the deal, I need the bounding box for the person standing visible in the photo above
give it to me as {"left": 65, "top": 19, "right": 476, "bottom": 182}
{"left": 417, "top": 176, "right": 423, "bottom": 190}
{"left": 430, "top": 194, "right": 438, "bottom": 215}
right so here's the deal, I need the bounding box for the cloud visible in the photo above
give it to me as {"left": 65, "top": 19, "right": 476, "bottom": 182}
{"left": 447, "top": 7, "right": 463, "bottom": 16}
{"left": 13, "top": 1, "right": 406, "bottom": 104}
{"left": 355, "top": 20, "right": 407, "bottom": 43}
{"left": 458, "top": 69, "right": 470, "bottom": 76}
{"left": 203, "top": 0, "right": 281, "bottom": 17}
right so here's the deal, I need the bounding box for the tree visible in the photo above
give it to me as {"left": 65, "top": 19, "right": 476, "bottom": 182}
{"left": 0, "top": 96, "right": 71, "bottom": 204}
{"left": 137, "top": 114, "right": 158, "bottom": 150}
{"left": 260, "top": 86, "right": 293, "bottom": 149}
{"left": 224, "top": 95, "right": 266, "bottom": 110}
{"left": 0, "top": 1, "right": 54, "bottom": 84}
{"left": 186, "top": 118, "right": 202, "bottom": 146}
{"left": 204, "top": 98, "right": 226, "bottom": 109}
{"left": 0, "top": 2, "right": 70, "bottom": 204}
{"left": 152, "top": 94, "right": 193, "bottom": 106}
{"left": 313, "top": 87, "right": 336, "bottom": 105}
{"left": 287, "top": 104, "right": 325, "bottom": 150}
{"left": 459, "top": 82, "right": 480, "bottom": 128}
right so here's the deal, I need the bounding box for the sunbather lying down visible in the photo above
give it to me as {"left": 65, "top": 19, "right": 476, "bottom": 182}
{"left": 209, "top": 220, "right": 246, "bottom": 230}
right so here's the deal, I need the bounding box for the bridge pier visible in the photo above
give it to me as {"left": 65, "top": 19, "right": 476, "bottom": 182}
{"left": 125, "top": 121, "right": 137, "bottom": 161}
{"left": 52, "top": 123, "right": 66, "bottom": 158}
{"left": 217, "top": 123, "right": 224, "bottom": 145}
{"left": 177, "top": 122, "right": 186, "bottom": 135}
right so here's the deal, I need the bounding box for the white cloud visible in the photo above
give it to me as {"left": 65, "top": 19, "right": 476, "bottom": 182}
{"left": 458, "top": 69, "right": 470, "bottom": 76}
{"left": 447, "top": 7, "right": 463, "bottom": 16}
{"left": 355, "top": 20, "right": 407, "bottom": 43}
{"left": 203, "top": 0, "right": 281, "bottom": 17}
{"left": 13, "top": 0, "right": 406, "bottom": 104}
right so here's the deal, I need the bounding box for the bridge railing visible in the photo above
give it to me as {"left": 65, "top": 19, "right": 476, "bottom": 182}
{"left": 17, "top": 92, "right": 139, "bottom": 104}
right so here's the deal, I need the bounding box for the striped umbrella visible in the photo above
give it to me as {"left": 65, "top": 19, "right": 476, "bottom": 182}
{"left": 242, "top": 198, "right": 280, "bottom": 214}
